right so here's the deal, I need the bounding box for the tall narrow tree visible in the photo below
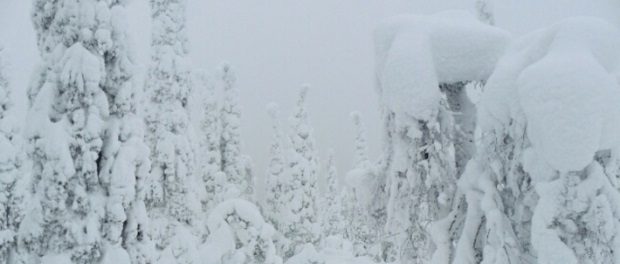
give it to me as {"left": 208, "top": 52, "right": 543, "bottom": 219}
{"left": 194, "top": 70, "right": 223, "bottom": 211}
{"left": 0, "top": 46, "right": 27, "bottom": 264}
{"left": 219, "top": 64, "right": 253, "bottom": 198}
{"left": 264, "top": 103, "right": 288, "bottom": 231}
{"left": 345, "top": 112, "right": 380, "bottom": 257}
{"left": 145, "top": 0, "right": 201, "bottom": 262}
{"left": 282, "top": 85, "right": 320, "bottom": 257}
{"left": 320, "top": 149, "right": 345, "bottom": 238}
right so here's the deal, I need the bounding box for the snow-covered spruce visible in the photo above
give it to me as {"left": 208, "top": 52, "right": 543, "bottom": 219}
{"left": 320, "top": 150, "right": 345, "bottom": 239}
{"left": 22, "top": 1, "right": 154, "bottom": 263}
{"left": 280, "top": 86, "right": 321, "bottom": 258}
{"left": 194, "top": 70, "right": 225, "bottom": 211}
{"left": 0, "top": 46, "right": 28, "bottom": 264}
{"left": 263, "top": 102, "right": 294, "bottom": 255}
{"left": 374, "top": 11, "right": 509, "bottom": 263}
{"left": 201, "top": 199, "right": 282, "bottom": 264}
{"left": 342, "top": 112, "right": 381, "bottom": 257}
{"left": 461, "top": 17, "right": 620, "bottom": 264}
{"left": 144, "top": 0, "right": 203, "bottom": 262}
{"left": 99, "top": 3, "right": 156, "bottom": 263}
{"left": 219, "top": 64, "right": 254, "bottom": 200}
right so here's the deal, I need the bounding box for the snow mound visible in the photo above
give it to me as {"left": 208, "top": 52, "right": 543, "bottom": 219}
{"left": 206, "top": 199, "right": 266, "bottom": 231}
{"left": 286, "top": 243, "right": 324, "bottom": 264}
{"left": 375, "top": 10, "right": 510, "bottom": 120}
{"left": 101, "top": 244, "right": 131, "bottom": 264}
{"left": 203, "top": 199, "right": 282, "bottom": 264}
{"left": 480, "top": 17, "right": 620, "bottom": 172}
{"left": 41, "top": 254, "right": 72, "bottom": 264}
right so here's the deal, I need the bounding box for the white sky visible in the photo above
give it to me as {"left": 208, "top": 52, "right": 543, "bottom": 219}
{"left": 1, "top": 0, "right": 620, "bottom": 186}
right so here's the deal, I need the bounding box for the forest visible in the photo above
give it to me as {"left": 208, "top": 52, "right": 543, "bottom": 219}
{"left": 1, "top": 0, "right": 620, "bottom": 264}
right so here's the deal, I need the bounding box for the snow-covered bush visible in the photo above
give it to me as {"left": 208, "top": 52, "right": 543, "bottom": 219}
{"left": 202, "top": 199, "right": 282, "bottom": 264}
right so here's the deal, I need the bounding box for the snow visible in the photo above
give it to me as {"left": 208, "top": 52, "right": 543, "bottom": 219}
{"left": 11, "top": 1, "right": 620, "bottom": 264}
{"left": 102, "top": 245, "right": 131, "bottom": 264}
{"left": 204, "top": 199, "right": 282, "bottom": 264}
{"left": 471, "top": 17, "right": 620, "bottom": 264}
{"left": 60, "top": 43, "right": 104, "bottom": 91}
{"left": 286, "top": 244, "right": 324, "bottom": 264}
{"left": 285, "top": 237, "right": 377, "bottom": 264}
{"left": 375, "top": 10, "right": 510, "bottom": 120}
{"left": 481, "top": 17, "right": 620, "bottom": 172}
{"left": 41, "top": 254, "right": 72, "bottom": 264}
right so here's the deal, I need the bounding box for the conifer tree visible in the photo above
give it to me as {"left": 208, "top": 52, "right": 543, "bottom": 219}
{"left": 264, "top": 103, "right": 289, "bottom": 232}
{"left": 194, "top": 70, "right": 223, "bottom": 211}
{"left": 351, "top": 112, "right": 370, "bottom": 168}
{"left": 22, "top": 1, "right": 153, "bottom": 263}
{"left": 0, "top": 46, "right": 27, "bottom": 264}
{"left": 282, "top": 85, "right": 320, "bottom": 257}
{"left": 344, "top": 112, "right": 381, "bottom": 257}
{"left": 320, "top": 150, "right": 345, "bottom": 238}
{"left": 145, "top": 0, "right": 202, "bottom": 262}
{"left": 219, "top": 64, "right": 253, "bottom": 198}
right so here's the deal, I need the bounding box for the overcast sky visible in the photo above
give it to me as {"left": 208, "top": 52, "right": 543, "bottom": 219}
{"left": 1, "top": 0, "right": 620, "bottom": 186}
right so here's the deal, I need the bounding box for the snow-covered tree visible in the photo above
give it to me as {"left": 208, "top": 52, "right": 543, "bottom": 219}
{"left": 453, "top": 18, "right": 620, "bottom": 264}
{"left": 99, "top": 3, "right": 157, "bottom": 263}
{"left": 351, "top": 112, "right": 370, "bottom": 168}
{"left": 22, "top": 1, "right": 154, "bottom": 263}
{"left": 194, "top": 70, "right": 223, "bottom": 211}
{"left": 201, "top": 199, "right": 283, "bottom": 264}
{"left": 340, "top": 182, "right": 375, "bottom": 258}
{"left": 320, "top": 150, "right": 345, "bottom": 238}
{"left": 281, "top": 85, "right": 321, "bottom": 257}
{"left": 340, "top": 112, "right": 382, "bottom": 258}
{"left": 0, "top": 46, "right": 28, "bottom": 264}
{"left": 373, "top": 12, "right": 509, "bottom": 263}
{"left": 219, "top": 64, "right": 253, "bottom": 198}
{"left": 262, "top": 103, "right": 295, "bottom": 257}
{"left": 145, "top": 0, "right": 202, "bottom": 262}
{"left": 264, "top": 103, "right": 289, "bottom": 231}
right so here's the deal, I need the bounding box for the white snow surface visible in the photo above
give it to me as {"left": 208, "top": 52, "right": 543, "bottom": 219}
{"left": 480, "top": 17, "right": 620, "bottom": 172}
{"left": 203, "top": 199, "right": 282, "bottom": 264}
{"left": 375, "top": 10, "right": 510, "bottom": 120}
